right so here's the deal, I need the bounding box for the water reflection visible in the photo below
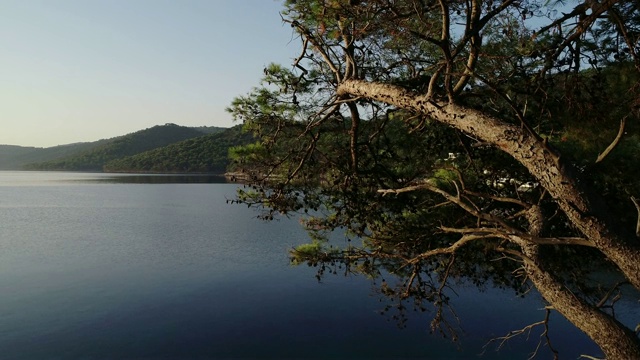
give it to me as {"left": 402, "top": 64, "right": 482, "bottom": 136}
{"left": 0, "top": 171, "right": 613, "bottom": 358}
{"left": 0, "top": 171, "right": 231, "bottom": 186}
{"left": 81, "top": 174, "right": 229, "bottom": 184}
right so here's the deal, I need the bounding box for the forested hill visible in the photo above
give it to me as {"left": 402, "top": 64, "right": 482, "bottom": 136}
{"left": 23, "top": 124, "right": 216, "bottom": 171}
{"left": 103, "top": 125, "right": 251, "bottom": 173}
{"left": 0, "top": 140, "right": 113, "bottom": 170}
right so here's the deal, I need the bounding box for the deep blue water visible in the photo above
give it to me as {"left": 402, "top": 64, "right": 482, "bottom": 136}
{"left": 0, "top": 171, "right": 605, "bottom": 359}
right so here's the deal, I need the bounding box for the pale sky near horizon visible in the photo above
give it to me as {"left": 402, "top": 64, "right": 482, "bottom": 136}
{"left": 1, "top": 0, "right": 299, "bottom": 147}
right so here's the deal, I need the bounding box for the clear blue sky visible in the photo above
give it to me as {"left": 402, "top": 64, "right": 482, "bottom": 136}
{"left": 1, "top": 0, "right": 299, "bottom": 147}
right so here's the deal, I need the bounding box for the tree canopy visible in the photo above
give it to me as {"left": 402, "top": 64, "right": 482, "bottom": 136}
{"left": 24, "top": 124, "right": 208, "bottom": 171}
{"left": 104, "top": 125, "right": 251, "bottom": 173}
{"left": 228, "top": 0, "right": 640, "bottom": 357}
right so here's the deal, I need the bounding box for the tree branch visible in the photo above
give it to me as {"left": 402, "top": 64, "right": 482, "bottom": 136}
{"left": 632, "top": 196, "right": 640, "bottom": 238}
{"left": 464, "top": 189, "right": 530, "bottom": 208}
{"left": 407, "top": 234, "right": 493, "bottom": 265}
{"left": 540, "top": 0, "right": 621, "bottom": 76}
{"left": 596, "top": 117, "right": 626, "bottom": 164}
{"left": 339, "top": 78, "right": 640, "bottom": 290}
{"left": 284, "top": 18, "right": 343, "bottom": 82}
{"left": 441, "top": 226, "right": 594, "bottom": 247}
{"left": 526, "top": 236, "right": 594, "bottom": 247}
{"left": 596, "top": 281, "right": 629, "bottom": 309}
{"left": 484, "top": 307, "right": 558, "bottom": 360}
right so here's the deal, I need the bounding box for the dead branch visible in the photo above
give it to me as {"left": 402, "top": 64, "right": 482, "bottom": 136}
{"left": 402, "top": 266, "right": 419, "bottom": 298}
{"left": 539, "top": 308, "right": 560, "bottom": 360}
{"left": 632, "top": 196, "right": 640, "bottom": 238}
{"left": 596, "top": 281, "right": 629, "bottom": 309}
{"left": 293, "top": 37, "right": 310, "bottom": 75}
{"left": 484, "top": 306, "right": 558, "bottom": 360}
{"left": 425, "top": 254, "right": 462, "bottom": 340}
{"left": 596, "top": 117, "right": 626, "bottom": 164}
{"left": 284, "top": 17, "right": 343, "bottom": 82}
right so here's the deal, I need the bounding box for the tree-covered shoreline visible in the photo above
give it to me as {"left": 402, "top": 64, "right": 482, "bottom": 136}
{"left": 2, "top": 124, "right": 248, "bottom": 174}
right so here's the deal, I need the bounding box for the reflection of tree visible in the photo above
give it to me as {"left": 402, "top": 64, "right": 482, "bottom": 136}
{"left": 227, "top": 0, "right": 640, "bottom": 357}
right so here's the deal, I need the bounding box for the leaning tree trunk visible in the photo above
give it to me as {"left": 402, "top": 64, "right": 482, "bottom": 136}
{"left": 516, "top": 206, "right": 640, "bottom": 358}
{"left": 337, "top": 79, "right": 640, "bottom": 290}
{"left": 520, "top": 243, "right": 640, "bottom": 358}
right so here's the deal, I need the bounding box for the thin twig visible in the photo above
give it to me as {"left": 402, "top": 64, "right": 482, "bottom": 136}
{"left": 631, "top": 196, "right": 640, "bottom": 238}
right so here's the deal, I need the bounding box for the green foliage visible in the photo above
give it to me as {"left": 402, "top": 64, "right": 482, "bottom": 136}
{"left": 24, "top": 124, "right": 211, "bottom": 172}
{"left": 430, "top": 168, "right": 458, "bottom": 188}
{"left": 228, "top": 142, "right": 267, "bottom": 170}
{"left": 290, "top": 241, "right": 326, "bottom": 266}
{"left": 104, "top": 125, "right": 252, "bottom": 173}
{"left": 0, "top": 141, "right": 112, "bottom": 170}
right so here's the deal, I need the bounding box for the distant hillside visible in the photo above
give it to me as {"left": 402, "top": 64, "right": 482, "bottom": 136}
{"left": 0, "top": 145, "right": 39, "bottom": 170}
{"left": 0, "top": 141, "right": 111, "bottom": 170}
{"left": 104, "top": 125, "right": 251, "bottom": 173}
{"left": 24, "top": 124, "right": 208, "bottom": 171}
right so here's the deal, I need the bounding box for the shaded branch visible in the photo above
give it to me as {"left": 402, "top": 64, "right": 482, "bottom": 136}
{"left": 284, "top": 17, "right": 343, "bottom": 82}
{"left": 464, "top": 189, "right": 530, "bottom": 208}
{"left": 540, "top": 0, "right": 621, "bottom": 76}
{"left": 527, "top": 236, "right": 594, "bottom": 247}
{"left": 407, "top": 234, "right": 493, "bottom": 265}
{"left": 379, "top": 181, "right": 519, "bottom": 234}
{"left": 596, "top": 281, "right": 629, "bottom": 309}
{"left": 441, "top": 226, "right": 594, "bottom": 247}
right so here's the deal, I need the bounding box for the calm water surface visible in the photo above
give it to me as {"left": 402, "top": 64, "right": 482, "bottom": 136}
{"left": 0, "top": 171, "right": 602, "bottom": 359}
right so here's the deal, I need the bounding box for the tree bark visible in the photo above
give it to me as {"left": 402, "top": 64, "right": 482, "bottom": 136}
{"left": 337, "top": 79, "right": 640, "bottom": 290}
{"left": 518, "top": 206, "right": 640, "bottom": 359}
{"left": 521, "top": 243, "right": 640, "bottom": 359}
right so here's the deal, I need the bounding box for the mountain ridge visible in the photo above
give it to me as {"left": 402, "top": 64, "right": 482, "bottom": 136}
{"left": 0, "top": 123, "right": 245, "bottom": 173}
